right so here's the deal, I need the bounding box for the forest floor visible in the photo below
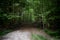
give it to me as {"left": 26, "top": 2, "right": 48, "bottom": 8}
{"left": 1, "top": 26, "right": 56, "bottom": 40}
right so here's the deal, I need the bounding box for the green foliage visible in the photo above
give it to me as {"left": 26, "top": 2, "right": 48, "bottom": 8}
{"left": 45, "top": 29, "right": 60, "bottom": 38}
{"left": 32, "top": 34, "right": 47, "bottom": 40}
{"left": 0, "top": 29, "right": 12, "bottom": 36}
{"left": 0, "top": 0, "right": 57, "bottom": 23}
{"left": 0, "top": 0, "right": 60, "bottom": 39}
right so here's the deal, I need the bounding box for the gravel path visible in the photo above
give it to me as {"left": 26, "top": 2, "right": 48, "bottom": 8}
{"left": 1, "top": 28, "right": 55, "bottom": 40}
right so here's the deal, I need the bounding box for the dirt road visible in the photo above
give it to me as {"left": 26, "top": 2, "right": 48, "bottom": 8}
{"left": 1, "top": 27, "right": 55, "bottom": 40}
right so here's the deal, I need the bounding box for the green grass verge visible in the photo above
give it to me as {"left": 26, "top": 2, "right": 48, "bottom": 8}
{"left": 32, "top": 34, "right": 47, "bottom": 40}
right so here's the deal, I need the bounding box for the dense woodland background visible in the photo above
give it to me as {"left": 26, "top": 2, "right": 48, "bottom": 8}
{"left": 0, "top": 0, "right": 60, "bottom": 39}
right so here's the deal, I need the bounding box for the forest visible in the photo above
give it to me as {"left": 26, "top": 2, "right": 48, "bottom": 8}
{"left": 0, "top": 0, "right": 60, "bottom": 40}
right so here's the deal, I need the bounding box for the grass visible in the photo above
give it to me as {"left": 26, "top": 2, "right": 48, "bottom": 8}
{"left": 32, "top": 34, "right": 47, "bottom": 40}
